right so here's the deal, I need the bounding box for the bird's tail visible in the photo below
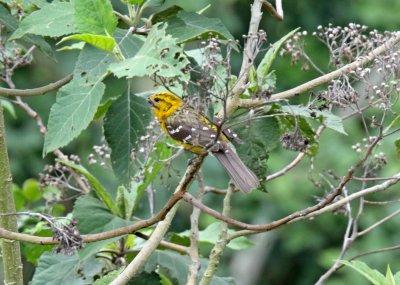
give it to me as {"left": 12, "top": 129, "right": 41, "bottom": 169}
{"left": 214, "top": 150, "right": 259, "bottom": 193}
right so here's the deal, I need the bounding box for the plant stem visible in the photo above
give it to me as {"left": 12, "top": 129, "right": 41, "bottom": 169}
{"left": 0, "top": 106, "right": 23, "bottom": 285}
{"left": 199, "top": 186, "right": 233, "bottom": 285}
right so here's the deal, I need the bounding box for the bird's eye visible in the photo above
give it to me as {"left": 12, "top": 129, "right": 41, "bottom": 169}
{"left": 154, "top": 98, "right": 160, "bottom": 102}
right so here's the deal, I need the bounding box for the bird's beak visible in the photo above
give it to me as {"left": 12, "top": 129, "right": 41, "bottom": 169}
{"left": 148, "top": 98, "right": 154, "bottom": 107}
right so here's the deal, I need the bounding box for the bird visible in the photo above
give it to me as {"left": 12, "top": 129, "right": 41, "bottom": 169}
{"left": 148, "top": 91, "right": 259, "bottom": 193}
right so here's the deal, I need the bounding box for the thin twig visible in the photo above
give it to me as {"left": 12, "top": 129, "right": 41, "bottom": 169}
{"left": 357, "top": 208, "right": 400, "bottom": 237}
{"left": 134, "top": 230, "right": 188, "bottom": 254}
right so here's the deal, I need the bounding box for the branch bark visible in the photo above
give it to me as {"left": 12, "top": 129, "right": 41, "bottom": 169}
{"left": 199, "top": 186, "right": 233, "bottom": 285}
{"left": 0, "top": 74, "right": 72, "bottom": 97}
{"left": 0, "top": 106, "right": 23, "bottom": 285}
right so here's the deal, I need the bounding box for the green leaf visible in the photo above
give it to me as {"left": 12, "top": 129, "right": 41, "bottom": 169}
{"left": 116, "top": 184, "right": 136, "bottom": 219}
{"left": 340, "top": 260, "right": 386, "bottom": 285}
{"left": 73, "top": 196, "right": 129, "bottom": 235}
{"left": 10, "top": 2, "right": 75, "bottom": 40}
{"left": 93, "top": 268, "right": 123, "bottom": 285}
{"left": 0, "top": 4, "right": 54, "bottom": 58}
{"left": 104, "top": 90, "right": 152, "bottom": 183}
{"left": 233, "top": 116, "right": 280, "bottom": 191}
{"left": 152, "top": 5, "right": 183, "bottom": 23}
{"left": 281, "top": 105, "right": 347, "bottom": 135}
{"left": 165, "top": 10, "right": 234, "bottom": 43}
{"left": 384, "top": 115, "right": 400, "bottom": 133}
{"left": 386, "top": 266, "right": 395, "bottom": 285}
{"left": 57, "top": 42, "right": 86, "bottom": 51}
{"left": 94, "top": 76, "right": 129, "bottom": 119}
{"left": 394, "top": 271, "right": 400, "bottom": 285}
{"left": 22, "top": 242, "right": 53, "bottom": 266}
{"left": 1, "top": 99, "right": 16, "bottom": 119}
{"left": 31, "top": 252, "right": 102, "bottom": 285}
{"left": 146, "top": 250, "right": 235, "bottom": 285}
{"left": 59, "top": 33, "right": 116, "bottom": 52}
{"left": 124, "top": 0, "right": 145, "bottom": 3}
{"left": 73, "top": 195, "right": 130, "bottom": 259}
{"left": 59, "top": 160, "right": 119, "bottom": 215}
{"left": 22, "top": 178, "right": 41, "bottom": 202}
{"left": 175, "top": 222, "right": 254, "bottom": 250}
{"left": 257, "top": 28, "right": 300, "bottom": 79}
{"left": 44, "top": 79, "right": 105, "bottom": 154}
{"left": 74, "top": 0, "right": 117, "bottom": 35}
{"left": 73, "top": 29, "right": 144, "bottom": 85}
{"left": 109, "top": 25, "right": 190, "bottom": 83}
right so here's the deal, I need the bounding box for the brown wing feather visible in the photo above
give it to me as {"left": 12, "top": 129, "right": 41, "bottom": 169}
{"left": 165, "top": 106, "right": 226, "bottom": 151}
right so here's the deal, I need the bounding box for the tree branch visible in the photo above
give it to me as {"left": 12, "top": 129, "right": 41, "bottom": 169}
{"left": 199, "top": 185, "right": 233, "bottom": 285}
{"left": 239, "top": 32, "right": 400, "bottom": 107}
{"left": 0, "top": 106, "right": 23, "bottom": 285}
{"left": 0, "top": 74, "right": 72, "bottom": 97}
{"left": 224, "top": 0, "right": 264, "bottom": 117}
{"left": 187, "top": 172, "right": 206, "bottom": 285}
{"left": 110, "top": 152, "right": 208, "bottom": 285}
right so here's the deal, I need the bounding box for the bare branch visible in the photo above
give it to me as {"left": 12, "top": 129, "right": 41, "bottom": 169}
{"left": 199, "top": 185, "right": 233, "bottom": 285}
{"left": 187, "top": 172, "right": 206, "bottom": 285}
{"left": 0, "top": 74, "right": 72, "bottom": 97}
{"left": 224, "top": 0, "right": 264, "bottom": 117}
{"left": 133, "top": 232, "right": 188, "bottom": 254}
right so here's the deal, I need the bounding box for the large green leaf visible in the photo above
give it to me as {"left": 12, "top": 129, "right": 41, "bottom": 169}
{"left": 73, "top": 196, "right": 129, "bottom": 235}
{"left": 146, "top": 250, "right": 235, "bottom": 285}
{"left": 44, "top": 79, "right": 105, "bottom": 154}
{"left": 74, "top": 0, "right": 117, "bottom": 35}
{"left": 340, "top": 260, "right": 386, "bottom": 285}
{"left": 233, "top": 116, "right": 281, "bottom": 191}
{"left": 104, "top": 90, "right": 152, "bottom": 183}
{"left": 73, "top": 29, "right": 144, "bottom": 85}
{"left": 31, "top": 252, "right": 102, "bottom": 285}
{"left": 0, "top": 4, "right": 54, "bottom": 58}
{"left": 10, "top": 2, "right": 75, "bottom": 40}
{"left": 73, "top": 195, "right": 131, "bottom": 260}
{"left": 59, "top": 33, "right": 116, "bottom": 52}
{"left": 165, "top": 10, "right": 234, "bottom": 43}
{"left": 109, "top": 25, "right": 190, "bottom": 83}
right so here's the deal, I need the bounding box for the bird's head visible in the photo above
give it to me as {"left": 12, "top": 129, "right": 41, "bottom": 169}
{"left": 148, "top": 92, "right": 183, "bottom": 121}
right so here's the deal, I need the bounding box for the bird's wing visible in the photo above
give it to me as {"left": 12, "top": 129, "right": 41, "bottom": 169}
{"left": 164, "top": 107, "right": 226, "bottom": 151}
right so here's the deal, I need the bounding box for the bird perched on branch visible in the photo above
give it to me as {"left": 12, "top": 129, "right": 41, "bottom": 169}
{"left": 148, "top": 92, "right": 259, "bottom": 193}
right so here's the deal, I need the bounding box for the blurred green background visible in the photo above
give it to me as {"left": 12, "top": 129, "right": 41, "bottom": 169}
{"left": 2, "top": 0, "right": 400, "bottom": 284}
